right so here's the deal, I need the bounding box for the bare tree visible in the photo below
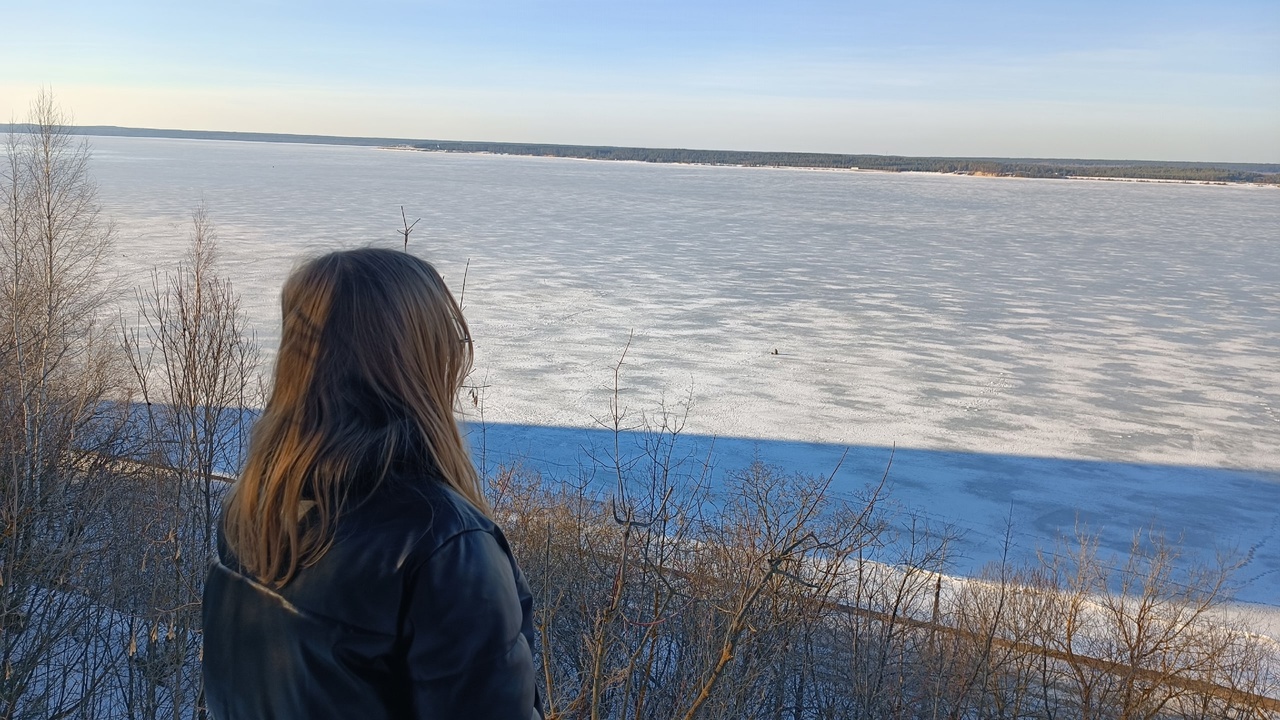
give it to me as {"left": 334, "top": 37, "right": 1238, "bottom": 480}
{"left": 119, "top": 204, "right": 259, "bottom": 720}
{"left": 0, "top": 90, "right": 126, "bottom": 720}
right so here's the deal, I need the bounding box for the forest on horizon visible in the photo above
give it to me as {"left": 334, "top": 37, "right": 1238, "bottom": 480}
{"left": 4, "top": 123, "right": 1277, "bottom": 185}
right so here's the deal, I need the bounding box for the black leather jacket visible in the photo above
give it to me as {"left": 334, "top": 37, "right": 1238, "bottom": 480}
{"left": 202, "top": 472, "right": 543, "bottom": 720}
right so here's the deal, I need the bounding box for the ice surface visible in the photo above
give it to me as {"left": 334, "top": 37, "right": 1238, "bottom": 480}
{"left": 87, "top": 136, "right": 1280, "bottom": 608}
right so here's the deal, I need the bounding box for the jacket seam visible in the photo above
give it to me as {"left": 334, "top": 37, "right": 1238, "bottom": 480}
{"left": 211, "top": 559, "right": 395, "bottom": 637}
{"left": 412, "top": 526, "right": 494, "bottom": 570}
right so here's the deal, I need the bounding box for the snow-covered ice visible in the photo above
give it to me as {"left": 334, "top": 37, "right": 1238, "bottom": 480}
{"left": 88, "top": 136, "right": 1280, "bottom": 614}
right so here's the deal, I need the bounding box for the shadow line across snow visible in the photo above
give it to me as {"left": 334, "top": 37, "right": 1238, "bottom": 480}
{"left": 465, "top": 421, "right": 1280, "bottom": 606}
{"left": 124, "top": 402, "right": 1279, "bottom": 605}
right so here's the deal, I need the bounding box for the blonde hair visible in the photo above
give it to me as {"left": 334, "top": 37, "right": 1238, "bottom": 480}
{"left": 223, "top": 248, "right": 486, "bottom": 586}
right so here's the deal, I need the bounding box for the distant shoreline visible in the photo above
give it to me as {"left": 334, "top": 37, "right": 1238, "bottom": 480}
{"left": 6, "top": 124, "right": 1278, "bottom": 186}
{"left": 400, "top": 148, "right": 1280, "bottom": 188}
{"left": 398, "top": 145, "right": 1280, "bottom": 186}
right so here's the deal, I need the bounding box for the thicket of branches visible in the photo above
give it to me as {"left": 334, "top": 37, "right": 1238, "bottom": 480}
{"left": 1, "top": 93, "right": 1276, "bottom": 719}
{"left": 481, "top": 356, "right": 1278, "bottom": 720}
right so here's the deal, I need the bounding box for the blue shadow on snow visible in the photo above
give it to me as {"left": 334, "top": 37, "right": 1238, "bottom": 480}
{"left": 466, "top": 421, "right": 1280, "bottom": 605}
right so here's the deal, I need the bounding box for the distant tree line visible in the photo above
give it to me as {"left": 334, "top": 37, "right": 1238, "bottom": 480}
{"left": 412, "top": 142, "right": 1280, "bottom": 185}
{"left": 2, "top": 123, "right": 1274, "bottom": 185}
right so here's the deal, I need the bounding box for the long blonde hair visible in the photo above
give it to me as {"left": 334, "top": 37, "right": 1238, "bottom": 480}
{"left": 224, "top": 248, "right": 486, "bottom": 586}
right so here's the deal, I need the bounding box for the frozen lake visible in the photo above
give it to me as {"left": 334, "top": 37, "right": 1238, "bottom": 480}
{"left": 89, "top": 136, "right": 1280, "bottom": 606}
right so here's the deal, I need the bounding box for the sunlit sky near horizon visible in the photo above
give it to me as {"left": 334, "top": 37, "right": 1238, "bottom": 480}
{"left": 1, "top": 0, "right": 1277, "bottom": 162}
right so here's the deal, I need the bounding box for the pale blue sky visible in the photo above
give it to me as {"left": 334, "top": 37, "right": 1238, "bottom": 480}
{"left": 2, "top": 0, "right": 1276, "bottom": 161}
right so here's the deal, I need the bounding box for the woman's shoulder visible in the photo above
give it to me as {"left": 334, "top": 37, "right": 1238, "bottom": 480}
{"left": 339, "top": 470, "right": 497, "bottom": 562}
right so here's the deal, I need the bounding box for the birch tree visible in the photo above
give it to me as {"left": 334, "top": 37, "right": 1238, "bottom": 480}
{"left": 0, "top": 90, "right": 124, "bottom": 720}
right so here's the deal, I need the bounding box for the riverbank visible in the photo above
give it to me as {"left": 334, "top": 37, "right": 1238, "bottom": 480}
{"left": 396, "top": 141, "right": 1280, "bottom": 186}
{"left": 388, "top": 145, "right": 1280, "bottom": 188}
{"left": 8, "top": 124, "right": 1275, "bottom": 187}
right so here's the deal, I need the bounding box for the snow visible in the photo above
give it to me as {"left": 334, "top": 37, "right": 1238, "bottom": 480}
{"left": 86, "top": 135, "right": 1280, "bottom": 628}
{"left": 468, "top": 422, "right": 1280, "bottom": 609}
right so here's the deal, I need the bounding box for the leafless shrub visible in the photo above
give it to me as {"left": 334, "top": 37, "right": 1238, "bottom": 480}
{"left": 1035, "top": 528, "right": 1276, "bottom": 720}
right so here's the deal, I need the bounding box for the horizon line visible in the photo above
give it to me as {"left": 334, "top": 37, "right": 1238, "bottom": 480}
{"left": 4, "top": 123, "right": 1277, "bottom": 170}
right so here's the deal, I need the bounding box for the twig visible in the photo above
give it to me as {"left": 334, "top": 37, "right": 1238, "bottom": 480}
{"left": 400, "top": 206, "right": 420, "bottom": 252}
